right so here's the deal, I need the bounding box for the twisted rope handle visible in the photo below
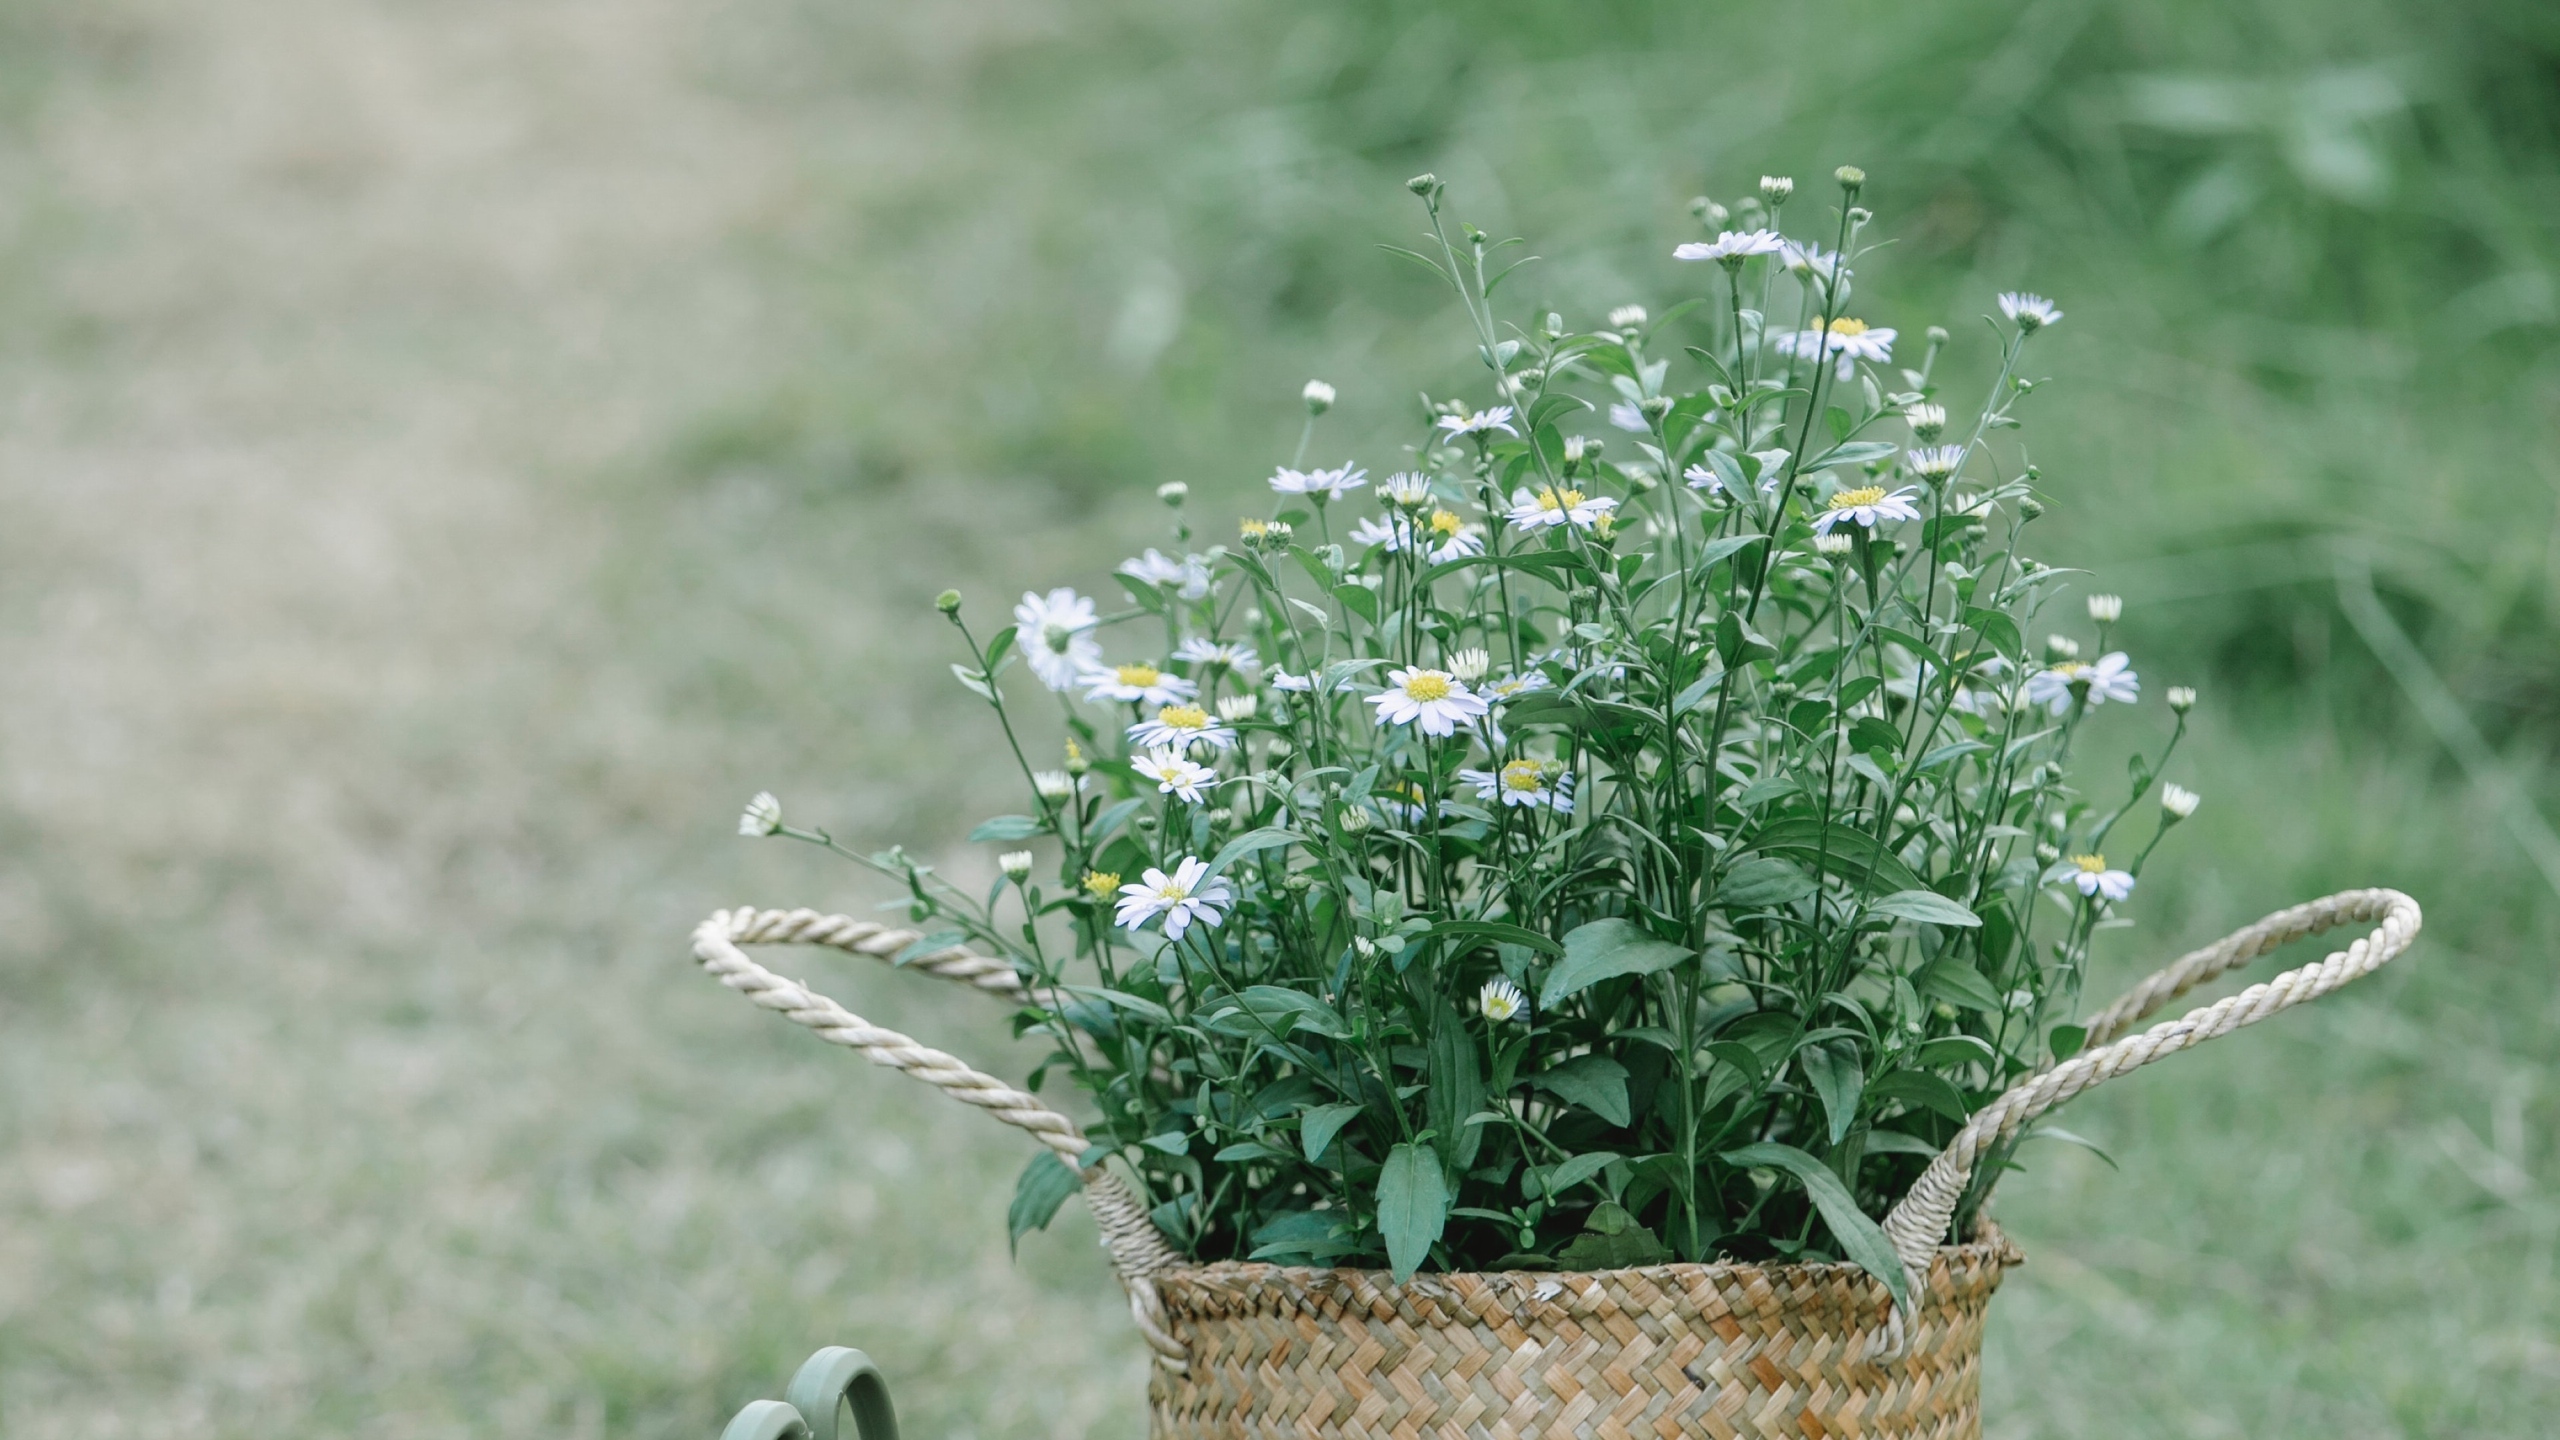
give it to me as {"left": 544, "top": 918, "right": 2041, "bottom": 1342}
{"left": 715, "top": 906, "right": 1039, "bottom": 1004}
{"left": 692, "top": 908, "right": 1192, "bottom": 1366}
{"left": 1880, "top": 888, "right": 2421, "bottom": 1283}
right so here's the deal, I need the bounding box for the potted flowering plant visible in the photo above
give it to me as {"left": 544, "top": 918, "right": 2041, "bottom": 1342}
{"left": 698, "top": 168, "right": 2418, "bottom": 1439}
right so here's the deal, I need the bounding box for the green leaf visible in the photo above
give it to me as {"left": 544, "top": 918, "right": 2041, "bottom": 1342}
{"left": 1416, "top": 548, "right": 1590, "bottom": 590}
{"left": 1917, "top": 1034, "right": 1997, "bottom": 1068}
{"left": 1427, "top": 920, "right": 1564, "bottom": 957}
{"left": 968, "top": 814, "right": 1047, "bottom": 842}
{"left": 1744, "top": 817, "right": 1928, "bottom": 895}
{"left": 1531, "top": 1055, "right": 1631, "bottom": 1126}
{"left": 1963, "top": 607, "right": 2024, "bottom": 661}
{"left": 1671, "top": 667, "right": 1727, "bottom": 716}
{"left": 1299, "top": 1102, "right": 1363, "bottom": 1164}
{"left": 1869, "top": 889, "right": 1983, "bottom": 928}
{"left": 1207, "top": 826, "right": 1307, "bottom": 875}
{"left": 1087, "top": 797, "right": 1146, "bottom": 845}
{"left": 1203, "top": 986, "right": 1351, "bottom": 1040}
{"left": 1797, "top": 1040, "right": 1865, "bottom": 1145}
{"left": 2047, "top": 1023, "right": 2089, "bottom": 1062}
{"left": 1212, "top": 1141, "right": 1295, "bottom": 1164}
{"left": 1917, "top": 958, "right": 2005, "bottom": 1013}
{"left": 1529, "top": 1150, "right": 1620, "bottom": 1201}
{"left": 1429, "top": 1006, "right": 1488, "bottom": 1168}
{"left": 1865, "top": 1069, "right": 1972, "bottom": 1123}
{"left": 1717, "top": 855, "right": 1816, "bottom": 909}
{"left": 1377, "top": 1143, "right": 1450, "bottom": 1281}
{"left": 1540, "top": 918, "right": 1695, "bottom": 1008}
{"left": 1692, "top": 532, "right": 1765, "bottom": 570}
{"left": 980, "top": 624, "right": 1018, "bottom": 671}
{"left": 1862, "top": 1130, "right": 1942, "bottom": 1158}
{"left": 2025, "top": 1124, "right": 2119, "bottom": 1169}
{"left": 1807, "top": 440, "right": 1899, "bottom": 470}
{"left": 1056, "top": 984, "right": 1173, "bottom": 1024}
{"left": 1007, "top": 1150, "right": 1081, "bottom": 1255}
{"left": 1848, "top": 715, "right": 1904, "bottom": 756}
{"left": 1333, "top": 582, "right": 1379, "bottom": 624}
{"left": 949, "top": 662, "right": 998, "bottom": 702}
{"left": 1558, "top": 1219, "right": 1671, "bottom": 1268}
{"left": 1721, "top": 1142, "right": 1913, "bottom": 1312}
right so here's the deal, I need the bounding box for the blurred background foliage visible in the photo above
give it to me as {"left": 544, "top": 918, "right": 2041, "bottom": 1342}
{"left": 2, "top": 0, "right": 2556, "bottom": 1435}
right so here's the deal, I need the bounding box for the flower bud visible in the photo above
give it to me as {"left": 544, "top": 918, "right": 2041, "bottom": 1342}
{"left": 1926, "top": 325, "right": 1951, "bottom": 346}
{"left": 934, "top": 589, "right": 963, "bottom": 616}
{"left": 1813, "top": 532, "right": 1854, "bottom": 559}
{"left": 1903, "top": 403, "right": 1947, "bottom": 441}
{"left": 738, "top": 791, "right": 783, "bottom": 837}
{"left": 2019, "top": 498, "right": 2045, "bottom": 520}
{"left": 1080, "top": 869, "right": 1121, "bottom": 900}
{"left": 2087, "top": 593, "right": 2122, "bottom": 624}
{"left": 1835, "top": 165, "right": 1866, "bottom": 190}
{"left": 1688, "top": 196, "right": 1729, "bottom": 229}
{"left": 1062, "top": 738, "right": 1090, "bottom": 776}
{"left": 1000, "top": 850, "right": 1034, "bottom": 882}
{"left": 1156, "top": 481, "right": 1188, "bottom": 507}
{"left": 1216, "top": 694, "right": 1259, "bottom": 723}
{"left": 1352, "top": 936, "right": 1381, "bottom": 959}
{"left": 2167, "top": 686, "right": 2197, "bottom": 713}
{"left": 1760, "top": 175, "right": 1794, "bottom": 204}
{"left": 1282, "top": 871, "right": 1315, "bottom": 894}
{"left": 1033, "top": 770, "right": 1077, "bottom": 801}
{"left": 1608, "top": 304, "right": 1648, "bottom": 331}
{"left": 2044, "top": 634, "right": 2081, "bottom": 662}
{"left": 1302, "top": 379, "right": 1335, "bottom": 414}
{"left": 1337, "top": 804, "right": 1374, "bottom": 834}
{"left": 1448, "top": 647, "right": 1491, "bottom": 682}
{"left": 2160, "top": 783, "right": 2200, "bottom": 821}
{"left": 1541, "top": 312, "right": 1567, "bottom": 340}
{"left": 1639, "top": 394, "right": 1673, "bottom": 421}
{"left": 1406, "top": 173, "right": 1440, "bottom": 196}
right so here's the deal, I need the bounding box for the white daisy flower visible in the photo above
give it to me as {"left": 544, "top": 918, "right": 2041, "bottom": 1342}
{"left": 1483, "top": 672, "right": 1550, "bottom": 702}
{"left": 1267, "top": 669, "right": 1314, "bottom": 693}
{"left": 1780, "top": 240, "right": 1842, "bottom": 284}
{"left": 1032, "top": 770, "right": 1081, "bottom": 801}
{"left": 1760, "top": 175, "right": 1794, "bottom": 203}
{"left": 1081, "top": 661, "right": 1197, "bottom": 707}
{"left": 739, "top": 791, "right": 783, "bottom": 837}
{"left": 1774, "top": 316, "right": 1897, "bottom": 380}
{"left": 1132, "top": 748, "right": 1219, "bottom": 804}
{"left": 1436, "top": 406, "right": 1519, "bottom": 439}
{"left": 2023, "top": 651, "right": 2139, "bottom": 714}
{"left": 2086, "top": 594, "right": 2122, "bottom": 624}
{"left": 1447, "top": 647, "right": 1491, "bottom": 682}
{"left": 1382, "top": 471, "right": 1436, "bottom": 507}
{"left": 1215, "top": 694, "right": 1258, "bottom": 723}
{"left": 2068, "top": 853, "right": 2134, "bottom": 903}
{"left": 1812, "top": 484, "right": 1922, "bottom": 534}
{"left": 1608, "top": 401, "right": 1649, "bottom": 433}
{"left": 1672, "top": 229, "right": 1788, "bottom": 264}
{"left": 1349, "top": 514, "right": 1409, "bottom": 551}
{"left": 1904, "top": 402, "right": 1947, "bottom": 441}
{"left": 999, "top": 850, "right": 1035, "bottom": 881}
{"left": 1012, "top": 587, "right": 1102, "bottom": 691}
{"left": 1477, "top": 976, "right": 1528, "bottom": 1024}
{"left": 1367, "top": 667, "right": 1491, "bottom": 737}
{"left": 1682, "top": 462, "right": 1725, "bottom": 495}
{"left": 2161, "top": 783, "right": 2200, "bottom": 821}
{"left": 1812, "top": 531, "right": 1855, "bottom": 558}
{"left": 1127, "top": 703, "right": 1238, "bottom": 753}
{"left": 2167, "top": 686, "right": 2197, "bottom": 713}
{"left": 1506, "top": 484, "right": 1618, "bottom": 532}
{"left": 1302, "top": 378, "right": 1336, "bottom": 413}
{"left": 1268, "top": 464, "right": 1368, "bottom": 499}
{"left": 1907, "top": 445, "right": 1965, "bottom": 481}
{"left": 1114, "top": 856, "right": 1233, "bottom": 940}
{"left": 1417, "top": 508, "right": 1485, "bottom": 563}
{"left": 1998, "top": 292, "right": 2063, "bottom": 331}
{"left": 1459, "top": 756, "right": 1575, "bottom": 812}
{"left": 1118, "top": 548, "right": 1213, "bottom": 600}
{"left": 1174, "top": 636, "right": 1261, "bottom": 673}
{"left": 1607, "top": 304, "right": 1649, "bottom": 330}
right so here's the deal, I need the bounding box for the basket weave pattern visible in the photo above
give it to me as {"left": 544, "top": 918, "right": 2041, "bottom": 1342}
{"left": 1146, "top": 1235, "right": 2020, "bottom": 1440}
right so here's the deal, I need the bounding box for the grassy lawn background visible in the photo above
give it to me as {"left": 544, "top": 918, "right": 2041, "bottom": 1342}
{"left": 1, "top": 0, "right": 2554, "bottom": 1435}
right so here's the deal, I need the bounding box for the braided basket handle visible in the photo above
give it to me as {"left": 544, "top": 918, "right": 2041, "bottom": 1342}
{"left": 1880, "top": 888, "right": 2421, "bottom": 1280}
{"left": 692, "top": 908, "right": 1193, "bottom": 1365}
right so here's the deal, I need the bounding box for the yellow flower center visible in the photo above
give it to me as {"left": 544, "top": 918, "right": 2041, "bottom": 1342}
{"left": 1156, "top": 704, "right": 1210, "bottom": 729}
{"left": 1081, "top": 870, "right": 1121, "bottom": 898}
{"left": 2072, "top": 854, "right": 2107, "bottom": 874}
{"left": 1402, "top": 673, "right": 1453, "bottom": 702}
{"left": 1828, "top": 485, "right": 1887, "bottom": 510}
{"left": 1429, "top": 509, "right": 1464, "bottom": 536}
{"left": 1536, "top": 487, "right": 1585, "bottom": 511}
{"left": 1115, "top": 663, "right": 1162, "bottom": 687}
{"left": 1828, "top": 317, "right": 1870, "bottom": 335}
{"left": 1500, "top": 758, "right": 1549, "bottom": 792}
{"left": 2051, "top": 662, "right": 2088, "bottom": 681}
{"left": 1239, "top": 518, "right": 1270, "bottom": 537}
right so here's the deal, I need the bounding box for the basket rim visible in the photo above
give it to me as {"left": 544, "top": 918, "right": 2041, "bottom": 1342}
{"left": 1149, "top": 1224, "right": 2023, "bottom": 1295}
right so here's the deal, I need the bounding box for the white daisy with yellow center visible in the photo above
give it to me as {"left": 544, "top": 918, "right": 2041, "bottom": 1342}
{"left": 1505, "top": 485, "right": 1617, "bottom": 532}
{"left": 1812, "top": 484, "right": 1923, "bottom": 535}
{"left": 1127, "top": 703, "right": 1238, "bottom": 753}
{"left": 1775, "top": 314, "right": 1899, "bottom": 379}
{"left": 1081, "top": 660, "right": 1198, "bottom": 707}
{"left": 2023, "top": 651, "right": 2138, "bottom": 714}
{"left": 2068, "top": 853, "right": 2134, "bottom": 903}
{"left": 1113, "top": 856, "right": 1233, "bottom": 940}
{"left": 1477, "top": 976, "right": 1529, "bottom": 1024}
{"left": 1132, "top": 748, "right": 1218, "bottom": 804}
{"left": 1366, "top": 667, "right": 1490, "bottom": 737}
{"left": 1458, "top": 756, "right": 1575, "bottom": 812}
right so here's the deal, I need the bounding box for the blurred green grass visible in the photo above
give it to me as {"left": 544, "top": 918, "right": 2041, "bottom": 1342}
{"left": 2, "top": 0, "right": 2555, "bottom": 1435}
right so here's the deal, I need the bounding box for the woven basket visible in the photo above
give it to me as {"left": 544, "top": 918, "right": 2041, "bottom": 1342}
{"left": 690, "top": 889, "right": 2420, "bottom": 1439}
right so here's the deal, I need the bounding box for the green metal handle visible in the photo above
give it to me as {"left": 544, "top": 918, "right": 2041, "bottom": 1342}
{"left": 719, "top": 1347, "right": 900, "bottom": 1440}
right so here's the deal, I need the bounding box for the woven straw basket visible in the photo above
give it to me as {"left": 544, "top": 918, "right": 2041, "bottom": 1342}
{"left": 691, "top": 888, "right": 2419, "bottom": 1439}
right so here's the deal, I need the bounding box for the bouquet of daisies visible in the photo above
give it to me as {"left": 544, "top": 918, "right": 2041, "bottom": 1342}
{"left": 742, "top": 167, "right": 2202, "bottom": 1297}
